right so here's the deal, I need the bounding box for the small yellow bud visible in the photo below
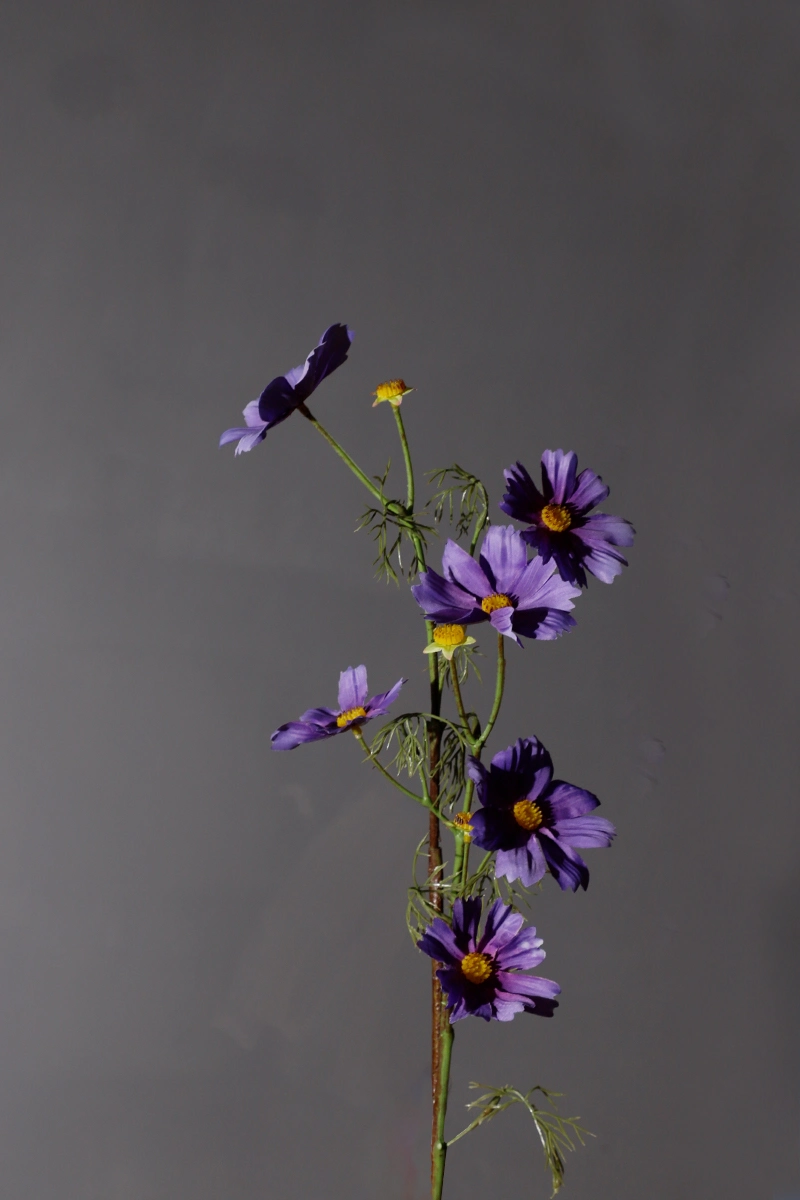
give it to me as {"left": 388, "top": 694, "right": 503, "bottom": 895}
{"left": 372, "top": 379, "right": 414, "bottom": 407}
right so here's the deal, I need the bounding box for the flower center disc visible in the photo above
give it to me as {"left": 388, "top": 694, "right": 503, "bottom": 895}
{"left": 336, "top": 706, "right": 368, "bottom": 728}
{"left": 540, "top": 503, "right": 572, "bottom": 533}
{"left": 481, "top": 593, "right": 512, "bottom": 614}
{"left": 460, "top": 951, "right": 493, "bottom": 984}
{"left": 433, "top": 623, "right": 467, "bottom": 648}
{"left": 513, "top": 798, "right": 544, "bottom": 831}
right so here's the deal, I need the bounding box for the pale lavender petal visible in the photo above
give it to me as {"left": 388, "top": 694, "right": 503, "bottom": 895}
{"left": 411, "top": 570, "right": 482, "bottom": 622}
{"left": 478, "top": 525, "right": 528, "bottom": 593}
{"left": 541, "top": 449, "right": 578, "bottom": 505}
{"left": 552, "top": 815, "right": 616, "bottom": 848}
{"left": 242, "top": 398, "right": 265, "bottom": 427}
{"left": 514, "top": 559, "right": 581, "bottom": 611}
{"left": 494, "top": 927, "right": 545, "bottom": 972}
{"left": 489, "top": 605, "right": 520, "bottom": 643}
{"left": 338, "top": 665, "right": 368, "bottom": 711}
{"left": 569, "top": 467, "right": 609, "bottom": 512}
{"left": 581, "top": 512, "right": 635, "bottom": 547}
{"left": 491, "top": 996, "right": 527, "bottom": 1021}
{"left": 495, "top": 838, "right": 547, "bottom": 887}
{"left": 442, "top": 539, "right": 492, "bottom": 598}
{"left": 365, "top": 677, "right": 405, "bottom": 717}
{"left": 478, "top": 899, "right": 525, "bottom": 955}
{"left": 495, "top": 972, "right": 560, "bottom": 1002}
{"left": 576, "top": 541, "right": 628, "bottom": 584}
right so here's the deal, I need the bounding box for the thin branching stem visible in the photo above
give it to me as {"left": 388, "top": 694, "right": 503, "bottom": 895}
{"left": 352, "top": 728, "right": 456, "bottom": 828}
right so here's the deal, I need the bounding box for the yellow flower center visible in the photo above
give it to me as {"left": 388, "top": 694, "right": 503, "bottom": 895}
{"left": 374, "top": 379, "right": 410, "bottom": 401}
{"left": 433, "top": 623, "right": 467, "bottom": 648}
{"left": 336, "top": 706, "right": 368, "bottom": 728}
{"left": 460, "top": 951, "right": 493, "bottom": 984}
{"left": 540, "top": 503, "right": 572, "bottom": 533}
{"left": 513, "top": 798, "right": 544, "bottom": 831}
{"left": 453, "top": 812, "right": 473, "bottom": 841}
{"left": 481, "top": 593, "right": 512, "bottom": 614}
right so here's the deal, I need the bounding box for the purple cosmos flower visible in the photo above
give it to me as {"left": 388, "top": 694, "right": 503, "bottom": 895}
{"left": 271, "top": 665, "right": 404, "bottom": 750}
{"left": 417, "top": 896, "right": 560, "bottom": 1023}
{"left": 220, "top": 323, "right": 354, "bottom": 455}
{"left": 410, "top": 524, "right": 581, "bottom": 646}
{"left": 468, "top": 738, "right": 615, "bottom": 891}
{"left": 499, "top": 450, "right": 635, "bottom": 587}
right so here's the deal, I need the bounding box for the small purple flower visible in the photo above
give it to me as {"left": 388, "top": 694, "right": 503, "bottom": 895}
{"left": 417, "top": 896, "right": 560, "bottom": 1023}
{"left": 468, "top": 738, "right": 616, "bottom": 891}
{"left": 271, "top": 665, "right": 404, "bottom": 750}
{"left": 410, "top": 525, "right": 581, "bottom": 646}
{"left": 500, "top": 451, "right": 635, "bottom": 587}
{"left": 220, "top": 323, "right": 354, "bottom": 455}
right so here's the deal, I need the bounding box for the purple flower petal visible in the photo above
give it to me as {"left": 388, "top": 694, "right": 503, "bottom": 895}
{"left": 495, "top": 838, "right": 548, "bottom": 887}
{"left": 494, "top": 927, "right": 546, "bottom": 972}
{"left": 551, "top": 815, "right": 616, "bottom": 848}
{"left": 541, "top": 449, "right": 578, "bottom": 505}
{"left": 490, "top": 605, "right": 520, "bottom": 643}
{"left": 545, "top": 782, "right": 599, "bottom": 820}
{"left": 411, "top": 569, "right": 482, "bottom": 623}
{"left": 271, "top": 721, "right": 335, "bottom": 750}
{"left": 499, "top": 461, "right": 544, "bottom": 523}
{"left": 539, "top": 829, "right": 590, "bottom": 891}
{"left": 442, "top": 539, "right": 492, "bottom": 598}
{"left": 452, "top": 897, "right": 482, "bottom": 946}
{"left": 581, "top": 511, "right": 635, "bottom": 547}
{"left": 511, "top": 608, "right": 577, "bottom": 640}
{"left": 478, "top": 525, "right": 528, "bottom": 593}
{"left": 338, "top": 665, "right": 368, "bottom": 712}
{"left": 365, "top": 677, "right": 405, "bottom": 717}
{"left": 514, "top": 558, "right": 581, "bottom": 612}
{"left": 478, "top": 899, "right": 525, "bottom": 955}
{"left": 569, "top": 466, "right": 610, "bottom": 512}
{"left": 298, "top": 707, "right": 338, "bottom": 727}
{"left": 417, "top": 918, "right": 464, "bottom": 967}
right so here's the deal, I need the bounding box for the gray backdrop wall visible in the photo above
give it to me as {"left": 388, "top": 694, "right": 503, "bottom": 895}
{"left": 1, "top": 2, "right": 799, "bottom": 1197}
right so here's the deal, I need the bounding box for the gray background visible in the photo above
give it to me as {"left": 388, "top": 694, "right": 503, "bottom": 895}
{"left": 1, "top": 1, "right": 798, "bottom": 1197}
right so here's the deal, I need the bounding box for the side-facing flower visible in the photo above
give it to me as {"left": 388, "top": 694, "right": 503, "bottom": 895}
{"left": 418, "top": 896, "right": 560, "bottom": 1023}
{"left": 500, "top": 450, "right": 635, "bottom": 586}
{"left": 410, "top": 524, "right": 581, "bottom": 646}
{"left": 271, "top": 665, "right": 404, "bottom": 750}
{"left": 220, "top": 323, "right": 354, "bottom": 455}
{"left": 372, "top": 379, "right": 414, "bottom": 407}
{"left": 468, "top": 737, "right": 616, "bottom": 891}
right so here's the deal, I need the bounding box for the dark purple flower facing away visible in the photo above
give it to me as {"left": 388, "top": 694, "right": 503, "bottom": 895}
{"left": 500, "top": 450, "right": 635, "bottom": 586}
{"left": 417, "top": 896, "right": 560, "bottom": 1023}
{"left": 220, "top": 323, "right": 354, "bottom": 455}
{"left": 271, "top": 665, "right": 404, "bottom": 750}
{"left": 468, "top": 738, "right": 615, "bottom": 891}
{"left": 410, "top": 524, "right": 581, "bottom": 646}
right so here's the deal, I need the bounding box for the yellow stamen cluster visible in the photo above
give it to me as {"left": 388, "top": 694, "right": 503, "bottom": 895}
{"left": 460, "top": 951, "right": 493, "bottom": 984}
{"left": 481, "top": 593, "right": 512, "bottom": 614}
{"left": 513, "top": 798, "right": 544, "bottom": 832}
{"left": 453, "top": 811, "right": 473, "bottom": 841}
{"left": 336, "top": 705, "right": 368, "bottom": 728}
{"left": 433, "top": 623, "right": 467, "bottom": 648}
{"left": 540, "top": 503, "right": 572, "bottom": 533}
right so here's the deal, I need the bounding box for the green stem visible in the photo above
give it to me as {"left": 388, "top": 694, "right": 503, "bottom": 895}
{"left": 448, "top": 665, "right": 476, "bottom": 751}
{"left": 475, "top": 634, "right": 506, "bottom": 752}
{"left": 392, "top": 404, "right": 415, "bottom": 512}
{"left": 431, "top": 1017, "right": 454, "bottom": 1200}
{"left": 298, "top": 403, "right": 384, "bottom": 503}
{"left": 352, "top": 728, "right": 455, "bottom": 827}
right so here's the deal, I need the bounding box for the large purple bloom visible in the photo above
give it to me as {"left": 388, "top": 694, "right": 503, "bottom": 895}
{"left": 410, "top": 525, "right": 581, "bottom": 646}
{"left": 500, "top": 450, "right": 635, "bottom": 586}
{"left": 220, "top": 323, "right": 354, "bottom": 455}
{"left": 271, "top": 665, "right": 404, "bottom": 750}
{"left": 468, "top": 738, "right": 615, "bottom": 891}
{"left": 417, "top": 896, "right": 560, "bottom": 1023}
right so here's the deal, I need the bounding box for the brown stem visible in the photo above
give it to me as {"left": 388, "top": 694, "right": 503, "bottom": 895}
{"left": 427, "top": 705, "right": 444, "bottom": 1188}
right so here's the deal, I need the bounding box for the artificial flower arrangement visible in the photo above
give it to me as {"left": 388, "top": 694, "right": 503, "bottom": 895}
{"left": 220, "top": 324, "right": 634, "bottom": 1198}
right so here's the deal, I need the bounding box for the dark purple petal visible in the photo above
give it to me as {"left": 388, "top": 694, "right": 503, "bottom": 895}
{"left": 442, "top": 539, "right": 492, "bottom": 598}
{"left": 551, "top": 814, "right": 616, "bottom": 848}
{"left": 493, "top": 926, "right": 546, "bottom": 971}
{"left": 289, "top": 323, "right": 354, "bottom": 403}
{"left": 569, "top": 466, "right": 610, "bottom": 512}
{"left": 270, "top": 721, "right": 338, "bottom": 750}
{"left": 256, "top": 379, "right": 298, "bottom": 426}
{"left": 451, "top": 897, "right": 482, "bottom": 948}
{"left": 489, "top": 738, "right": 552, "bottom": 794}
{"left": 411, "top": 569, "right": 483, "bottom": 623}
{"left": 511, "top": 607, "right": 577, "bottom": 640}
{"left": 338, "top": 665, "right": 368, "bottom": 712}
{"left": 495, "top": 838, "right": 548, "bottom": 887}
{"left": 499, "top": 461, "right": 545, "bottom": 523}
{"left": 469, "top": 808, "right": 522, "bottom": 852}
{"left": 466, "top": 756, "right": 489, "bottom": 791}
{"left": 365, "top": 677, "right": 405, "bottom": 718}
{"left": 478, "top": 525, "right": 528, "bottom": 594}
{"left": 417, "top": 918, "right": 465, "bottom": 967}
{"left": 541, "top": 449, "right": 578, "bottom": 505}
{"left": 478, "top": 899, "right": 525, "bottom": 955}
{"left": 544, "top": 781, "right": 599, "bottom": 820}
{"left": 539, "top": 829, "right": 590, "bottom": 891}
{"left": 495, "top": 972, "right": 560, "bottom": 1017}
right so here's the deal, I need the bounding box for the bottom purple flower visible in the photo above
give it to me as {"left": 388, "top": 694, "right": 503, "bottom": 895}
{"left": 418, "top": 897, "right": 560, "bottom": 1023}
{"left": 271, "top": 665, "right": 404, "bottom": 750}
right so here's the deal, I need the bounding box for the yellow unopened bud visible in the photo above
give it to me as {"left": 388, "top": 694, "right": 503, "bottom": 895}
{"left": 372, "top": 379, "right": 414, "bottom": 407}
